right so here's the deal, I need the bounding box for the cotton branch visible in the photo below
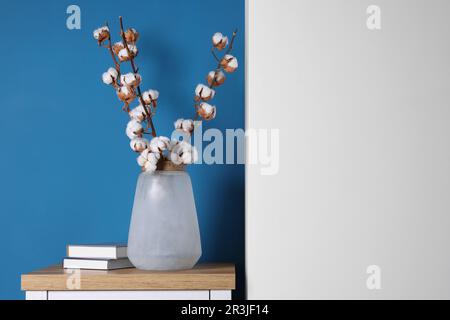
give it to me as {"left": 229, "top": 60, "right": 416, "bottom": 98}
{"left": 95, "top": 21, "right": 238, "bottom": 172}
{"left": 211, "top": 48, "right": 220, "bottom": 63}
{"left": 209, "top": 29, "right": 238, "bottom": 89}
{"left": 193, "top": 29, "right": 238, "bottom": 120}
{"left": 119, "top": 16, "right": 157, "bottom": 137}
{"left": 105, "top": 22, "right": 121, "bottom": 76}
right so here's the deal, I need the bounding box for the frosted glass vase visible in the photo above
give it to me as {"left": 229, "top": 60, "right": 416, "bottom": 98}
{"left": 127, "top": 162, "right": 202, "bottom": 270}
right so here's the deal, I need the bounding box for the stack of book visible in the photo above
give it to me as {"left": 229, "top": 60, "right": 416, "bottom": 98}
{"left": 63, "top": 244, "right": 134, "bottom": 270}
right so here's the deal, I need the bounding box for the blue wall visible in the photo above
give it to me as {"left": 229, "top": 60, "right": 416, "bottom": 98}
{"left": 0, "top": 0, "right": 245, "bottom": 299}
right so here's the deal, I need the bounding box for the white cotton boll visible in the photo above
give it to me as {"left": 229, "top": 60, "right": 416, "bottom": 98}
{"left": 174, "top": 119, "right": 194, "bottom": 133}
{"left": 120, "top": 86, "right": 130, "bottom": 95}
{"left": 207, "top": 70, "right": 226, "bottom": 87}
{"left": 212, "top": 32, "right": 228, "bottom": 50}
{"left": 107, "top": 67, "right": 118, "bottom": 79}
{"left": 117, "top": 45, "right": 137, "bottom": 62}
{"left": 195, "top": 84, "right": 215, "bottom": 101}
{"left": 183, "top": 143, "right": 199, "bottom": 164}
{"left": 128, "top": 44, "right": 138, "bottom": 55}
{"left": 227, "top": 57, "right": 238, "bottom": 69}
{"left": 142, "top": 89, "right": 159, "bottom": 105}
{"left": 195, "top": 84, "right": 215, "bottom": 99}
{"left": 124, "top": 28, "right": 139, "bottom": 43}
{"left": 142, "top": 91, "right": 151, "bottom": 104}
{"left": 198, "top": 102, "right": 216, "bottom": 121}
{"left": 170, "top": 149, "right": 182, "bottom": 165}
{"left": 159, "top": 136, "right": 170, "bottom": 146}
{"left": 174, "top": 119, "right": 183, "bottom": 130}
{"left": 202, "top": 103, "right": 214, "bottom": 113}
{"left": 168, "top": 140, "right": 180, "bottom": 152}
{"left": 120, "top": 73, "right": 141, "bottom": 88}
{"left": 129, "top": 105, "right": 147, "bottom": 122}
{"left": 182, "top": 119, "right": 194, "bottom": 133}
{"left": 112, "top": 42, "right": 124, "bottom": 55}
{"left": 102, "top": 67, "right": 118, "bottom": 85}
{"left": 137, "top": 149, "right": 161, "bottom": 172}
{"left": 141, "top": 149, "right": 150, "bottom": 158}
{"left": 149, "top": 136, "right": 170, "bottom": 153}
{"left": 170, "top": 141, "right": 198, "bottom": 165}
{"left": 149, "top": 89, "right": 159, "bottom": 100}
{"left": 137, "top": 154, "right": 147, "bottom": 166}
{"left": 144, "top": 161, "right": 157, "bottom": 173}
{"left": 195, "top": 84, "right": 205, "bottom": 96}
{"left": 171, "top": 141, "right": 182, "bottom": 159}
{"left": 137, "top": 149, "right": 149, "bottom": 165}
{"left": 212, "top": 32, "right": 223, "bottom": 45}
{"left": 93, "top": 26, "right": 109, "bottom": 43}
{"left": 181, "top": 151, "right": 194, "bottom": 164}
{"left": 102, "top": 72, "right": 114, "bottom": 85}
{"left": 126, "top": 120, "right": 144, "bottom": 139}
{"left": 93, "top": 26, "right": 109, "bottom": 39}
{"left": 130, "top": 137, "right": 149, "bottom": 152}
{"left": 118, "top": 48, "right": 129, "bottom": 61}
{"left": 221, "top": 54, "right": 238, "bottom": 73}
{"left": 117, "top": 85, "right": 136, "bottom": 103}
{"left": 147, "top": 152, "right": 160, "bottom": 165}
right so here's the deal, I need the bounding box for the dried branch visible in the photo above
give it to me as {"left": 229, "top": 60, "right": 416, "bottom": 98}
{"left": 209, "top": 30, "right": 237, "bottom": 90}
{"left": 193, "top": 30, "right": 238, "bottom": 119}
{"left": 105, "top": 22, "right": 121, "bottom": 76}
{"left": 226, "top": 29, "right": 238, "bottom": 55}
{"left": 119, "top": 16, "right": 157, "bottom": 137}
{"left": 211, "top": 48, "right": 220, "bottom": 63}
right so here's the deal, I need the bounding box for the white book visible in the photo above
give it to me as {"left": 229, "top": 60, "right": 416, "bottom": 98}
{"left": 63, "top": 258, "right": 133, "bottom": 270}
{"left": 66, "top": 244, "right": 127, "bottom": 259}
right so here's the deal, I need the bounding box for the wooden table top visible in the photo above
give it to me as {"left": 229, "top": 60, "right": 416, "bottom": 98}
{"left": 21, "top": 264, "right": 235, "bottom": 291}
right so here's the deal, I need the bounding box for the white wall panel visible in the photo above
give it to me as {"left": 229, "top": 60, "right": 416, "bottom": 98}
{"left": 246, "top": 0, "right": 450, "bottom": 299}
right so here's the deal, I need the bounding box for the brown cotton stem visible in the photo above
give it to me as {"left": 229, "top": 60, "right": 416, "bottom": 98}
{"left": 211, "top": 48, "right": 220, "bottom": 63}
{"left": 105, "top": 22, "right": 121, "bottom": 75}
{"left": 119, "top": 16, "right": 157, "bottom": 137}
{"left": 225, "top": 29, "right": 238, "bottom": 55}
